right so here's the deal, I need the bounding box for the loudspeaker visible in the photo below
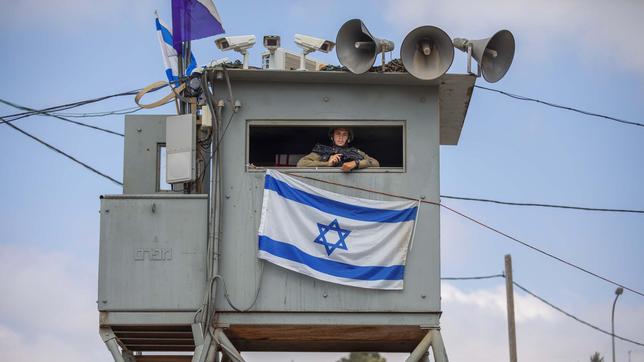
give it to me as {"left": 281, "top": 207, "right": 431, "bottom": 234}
{"left": 400, "top": 26, "right": 454, "bottom": 80}
{"left": 336, "top": 19, "right": 395, "bottom": 74}
{"left": 453, "top": 30, "right": 515, "bottom": 83}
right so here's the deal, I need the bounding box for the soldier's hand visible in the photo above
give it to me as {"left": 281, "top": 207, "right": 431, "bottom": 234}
{"left": 341, "top": 160, "right": 358, "bottom": 172}
{"left": 328, "top": 154, "right": 342, "bottom": 166}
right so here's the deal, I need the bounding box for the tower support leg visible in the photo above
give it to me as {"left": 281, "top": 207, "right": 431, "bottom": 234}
{"left": 406, "top": 329, "right": 449, "bottom": 362}
{"left": 193, "top": 324, "right": 219, "bottom": 362}
{"left": 99, "top": 327, "right": 126, "bottom": 362}
{"left": 214, "top": 328, "right": 245, "bottom": 362}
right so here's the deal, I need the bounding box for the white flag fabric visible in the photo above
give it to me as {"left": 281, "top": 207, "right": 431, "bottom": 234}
{"left": 155, "top": 14, "right": 196, "bottom": 83}
{"left": 257, "top": 169, "right": 418, "bottom": 290}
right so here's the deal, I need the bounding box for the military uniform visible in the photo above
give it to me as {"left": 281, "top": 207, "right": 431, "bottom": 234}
{"left": 296, "top": 148, "right": 380, "bottom": 169}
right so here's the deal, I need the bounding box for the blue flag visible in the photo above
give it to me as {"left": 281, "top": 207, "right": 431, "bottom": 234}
{"left": 171, "top": 0, "right": 225, "bottom": 53}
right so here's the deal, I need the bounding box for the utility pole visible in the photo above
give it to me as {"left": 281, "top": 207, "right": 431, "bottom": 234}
{"left": 505, "top": 254, "right": 518, "bottom": 362}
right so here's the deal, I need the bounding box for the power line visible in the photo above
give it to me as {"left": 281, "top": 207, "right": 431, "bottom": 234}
{"left": 50, "top": 106, "right": 143, "bottom": 117}
{"left": 513, "top": 280, "right": 644, "bottom": 347}
{"left": 442, "top": 274, "right": 505, "bottom": 280}
{"left": 439, "top": 203, "right": 644, "bottom": 297}
{"left": 0, "top": 84, "right": 167, "bottom": 121}
{"left": 441, "top": 195, "right": 644, "bottom": 214}
{"left": 0, "top": 99, "right": 124, "bottom": 137}
{"left": 442, "top": 274, "right": 644, "bottom": 347}
{"left": 283, "top": 173, "right": 643, "bottom": 297}
{"left": 1, "top": 116, "right": 122, "bottom": 186}
{"left": 0, "top": 90, "right": 138, "bottom": 120}
{"left": 49, "top": 100, "right": 171, "bottom": 118}
{"left": 475, "top": 85, "right": 644, "bottom": 129}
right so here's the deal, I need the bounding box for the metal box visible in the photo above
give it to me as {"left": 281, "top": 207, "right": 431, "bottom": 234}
{"left": 98, "top": 194, "right": 208, "bottom": 311}
{"left": 166, "top": 114, "right": 196, "bottom": 183}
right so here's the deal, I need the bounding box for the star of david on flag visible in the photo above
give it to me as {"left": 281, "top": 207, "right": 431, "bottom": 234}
{"left": 314, "top": 219, "right": 350, "bottom": 256}
{"left": 257, "top": 169, "right": 419, "bottom": 290}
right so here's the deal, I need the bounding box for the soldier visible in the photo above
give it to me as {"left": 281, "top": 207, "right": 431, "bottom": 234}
{"left": 296, "top": 127, "right": 379, "bottom": 172}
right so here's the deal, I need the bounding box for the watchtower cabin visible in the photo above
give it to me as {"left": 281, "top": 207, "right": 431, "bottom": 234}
{"left": 98, "top": 68, "right": 475, "bottom": 362}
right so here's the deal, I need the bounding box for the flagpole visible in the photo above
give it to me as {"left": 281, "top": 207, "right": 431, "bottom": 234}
{"left": 185, "top": 40, "right": 192, "bottom": 114}
{"left": 178, "top": 41, "right": 186, "bottom": 114}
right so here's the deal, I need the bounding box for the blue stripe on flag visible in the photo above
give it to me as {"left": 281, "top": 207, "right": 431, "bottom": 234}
{"left": 258, "top": 235, "right": 404, "bottom": 281}
{"left": 264, "top": 174, "right": 417, "bottom": 223}
{"left": 155, "top": 18, "right": 174, "bottom": 46}
{"left": 186, "top": 52, "right": 197, "bottom": 75}
{"left": 165, "top": 69, "right": 178, "bottom": 83}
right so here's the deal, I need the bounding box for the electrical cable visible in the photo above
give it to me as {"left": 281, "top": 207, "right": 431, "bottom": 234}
{"left": 0, "top": 84, "right": 168, "bottom": 121}
{"left": 474, "top": 85, "right": 644, "bottom": 129}
{"left": 198, "top": 67, "right": 237, "bottom": 182}
{"left": 205, "top": 263, "right": 265, "bottom": 313}
{"left": 1, "top": 89, "right": 141, "bottom": 120}
{"left": 50, "top": 106, "right": 143, "bottom": 117}
{"left": 282, "top": 172, "right": 643, "bottom": 297}
{"left": 278, "top": 176, "right": 643, "bottom": 215}
{"left": 201, "top": 110, "right": 235, "bottom": 178}
{"left": 440, "top": 195, "right": 644, "bottom": 214}
{"left": 0, "top": 98, "right": 124, "bottom": 137}
{"left": 441, "top": 273, "right": 644, "bottom": 347}
{"left": 441, "top": 274, "right": 505, "bottom": 280}
{"left": 0, "top": 116, "right": 123, "bottom": 185}
{"left": 439, "top": 203, "right": 644, "bottom": 298}
{"left": 512, "top": 280, "right": 644, "bottom": 347}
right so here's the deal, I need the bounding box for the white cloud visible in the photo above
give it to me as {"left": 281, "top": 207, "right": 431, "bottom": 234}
{"left": 440, "top": 282, "right": 644, "bottom": 362}
{"left": 384, "top": 0, "right": 644, "bottom": 78}
{"left": 0, "top": 244, "right": 109, "bottom": 362}
{"left": 442, "top": 282, "right": 556, "bottom": 323}
{"left": 0, "top": 323, "right": 107, "bottom": 362}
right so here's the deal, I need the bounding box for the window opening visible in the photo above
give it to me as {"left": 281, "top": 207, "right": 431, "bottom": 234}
{"left": 248, "top": 123, "right": 404, "bottom": 169}
{"left": 157, "top": 144, "right": 172, "bottom": 191}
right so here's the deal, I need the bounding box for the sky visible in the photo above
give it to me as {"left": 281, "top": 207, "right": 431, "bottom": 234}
{"left": 0, "top": 0, "right": 643, "bottom": 361}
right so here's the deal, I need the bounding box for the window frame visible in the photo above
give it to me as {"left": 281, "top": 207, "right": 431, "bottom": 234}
{"left": 245, "top": 119, "right": 407, "bottom": 173}
{"left": 156, "top": 143, "right": 173, "bottom": 192}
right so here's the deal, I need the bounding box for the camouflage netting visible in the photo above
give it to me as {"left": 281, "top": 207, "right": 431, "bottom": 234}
{"left": 320, "top": 58, "right": 408, "bottom": 73}
{"left": 217, "top": 58, "right": 409, "bottom": 72}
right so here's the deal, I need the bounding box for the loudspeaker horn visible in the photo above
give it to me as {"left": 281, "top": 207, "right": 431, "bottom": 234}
{"left": 336, "top": 19, "right": 395, "bottom": 74}
{"left": 400, "top": 25, "right": 454, "bottom": 80}
{"left": 453, "top": 30, "right": 515, "bottom": 83}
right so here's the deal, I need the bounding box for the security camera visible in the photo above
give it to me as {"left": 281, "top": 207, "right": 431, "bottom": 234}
{"left": 215, "top": 35, "right": 256, "bottom": 52}
{"left": 294, "top": 34, "right": 335, "bottom": 71}
{"left": 263, "top": 35, "right": 281, "bottom": 53}
{"left": 295, "top": 34, "right": 335, "bottom": 53}
{"left": 215, "top": 35, "right": 256, "bottom": 69}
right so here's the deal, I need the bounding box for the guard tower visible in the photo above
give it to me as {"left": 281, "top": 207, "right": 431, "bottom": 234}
{"left": 98, "top": 68, "right": 475, "bottom": 362}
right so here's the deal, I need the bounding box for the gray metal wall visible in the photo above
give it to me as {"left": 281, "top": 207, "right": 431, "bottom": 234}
{"left": 212, "top": 79, "right": 441, "bottom": 313}
{"left": 98, "top": 194, "right": 208, "bottom": 311}
{"left": 123, "top": 115, "right": 166, "bottom": 194}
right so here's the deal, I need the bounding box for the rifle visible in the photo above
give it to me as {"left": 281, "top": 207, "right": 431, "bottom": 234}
{"left": 312, "top": 143, "right": 364, "bottom": 164}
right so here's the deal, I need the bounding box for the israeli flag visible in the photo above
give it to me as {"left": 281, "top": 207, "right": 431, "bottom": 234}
{"left": 257, "top": 170, "right": 419, "bottom": 290}
{"left": 155, "top": 13, "right": 196, "bottom": 83}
